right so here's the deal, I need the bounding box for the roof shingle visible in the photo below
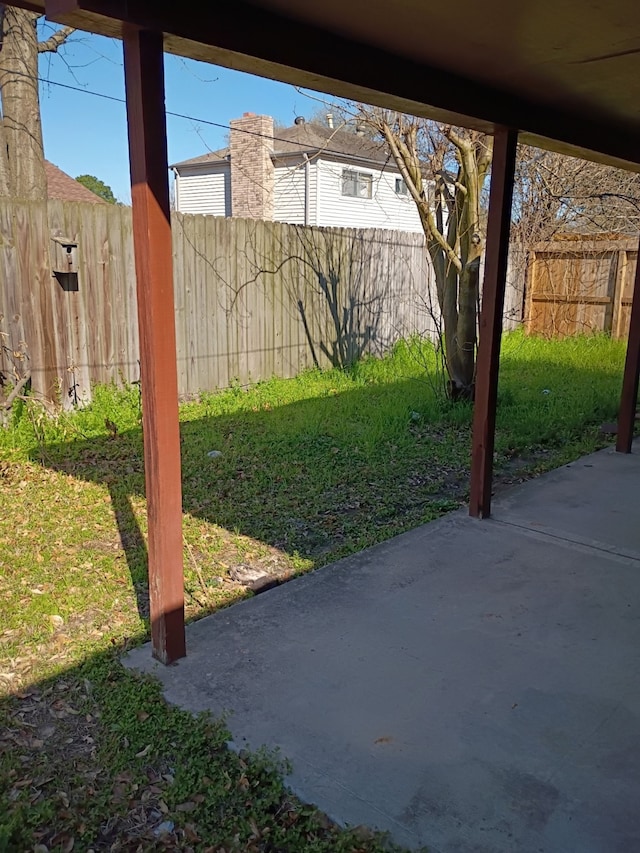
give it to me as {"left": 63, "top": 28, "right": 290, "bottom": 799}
{"left": 45, "top": 161, "right": 107, "bottom": 203}
{"left": 171, "top": 121, "right": 391, "bottom": 169}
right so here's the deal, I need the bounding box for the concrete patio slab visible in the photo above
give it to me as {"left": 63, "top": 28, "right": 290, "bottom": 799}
{"left": 125, "top": 445, "right": 640, "bottom": 852}
{"left": 492, "top": 445, "right": 640, "bottom": 561}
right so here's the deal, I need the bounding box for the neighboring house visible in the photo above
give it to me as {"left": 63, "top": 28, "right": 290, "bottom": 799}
{"left": 45, "top": 161, "right": 106, "bottom": 203}
{"left": 171, "top": 114, "right": 423, "bottom": 232}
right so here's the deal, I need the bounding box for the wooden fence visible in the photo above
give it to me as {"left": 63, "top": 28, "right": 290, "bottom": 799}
{"left": 10, "top": 200, "right": 635, "bottom": 404}
{"left": 2, "top": 200, "right": 457, "bottom": 402}
{"left": 525, "top": 238, "right": 638, "bottom": 338}
{"left": 0, "top": 200, "right": 139, "bottom": 405}
{"left": 0, "top": 199, "right": 539, "bottom": 403}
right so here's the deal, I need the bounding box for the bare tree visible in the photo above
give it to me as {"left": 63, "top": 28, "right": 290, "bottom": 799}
{"left": 513, "top": 147, "right": 640, "bottom": 245}
{"left": 0, "top": 6, "right": 74, "bottom": 200}
{"left": 354, "top": 110, "right": 492, "bottom": 399}
{"left": 313, "top": 103, "right": 640, "bottom": 397}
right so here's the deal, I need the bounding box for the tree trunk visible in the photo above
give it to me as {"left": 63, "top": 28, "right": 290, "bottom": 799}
{"left": 453, "top": 257, "right": 480, "bottom": 395}
{"left": 442, "top": 265, "right": 477, "bottom": 399}
{"left": 0, "top": 7, "right": 47, "bottom": 200}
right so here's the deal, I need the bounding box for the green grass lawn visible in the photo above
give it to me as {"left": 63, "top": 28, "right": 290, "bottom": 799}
{"left": 0, "top": 331, "right": 627, "bottom": 851}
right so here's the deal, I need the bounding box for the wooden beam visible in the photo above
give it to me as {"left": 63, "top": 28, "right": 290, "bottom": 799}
{"left": 123, "top": 26, "right": 186, "bottom": 663}
{"left": 469, "top": 127, "right": 518, "bottom": 519}
{"left": 6, "top": 1, "right": 47, "bottom": 13}
{"left": 616, "top": 239, "right": 640, "bottom": 453}
{"left": 45, "top": 0, "right": 640, "bottom": 171}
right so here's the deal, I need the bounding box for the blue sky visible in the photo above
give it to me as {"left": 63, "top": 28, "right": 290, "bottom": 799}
{"left": 37, "top": 21, "right": 330, "bottom": 203}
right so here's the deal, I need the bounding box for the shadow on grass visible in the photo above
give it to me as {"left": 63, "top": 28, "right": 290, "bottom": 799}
{"left": 5, "top": 347, "right": 626, "bottom": 850}
{"left": 32, "top": 379, "right": 450, "bottom": 600}
{"left": 28, "top": 353, "right": 624, "bottom": 611}
{"left": 0, "top": 642, "right": 408, "bottom": 853}
{"left": 108, "top": 487, "right": 149, "bottom": 620}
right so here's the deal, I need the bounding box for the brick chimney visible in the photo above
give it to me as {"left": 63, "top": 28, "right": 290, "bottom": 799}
{"left": 229, "top": 113, "right": 274, "bottom": 219}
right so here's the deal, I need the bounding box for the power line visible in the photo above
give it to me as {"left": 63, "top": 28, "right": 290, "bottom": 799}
{"left": 35, "top": 74, "right": 386, "bottom": 163}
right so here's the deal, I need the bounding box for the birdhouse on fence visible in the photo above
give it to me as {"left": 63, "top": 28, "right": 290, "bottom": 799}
{"left": 50, "top": 233, "right": 79, "bottom": 291}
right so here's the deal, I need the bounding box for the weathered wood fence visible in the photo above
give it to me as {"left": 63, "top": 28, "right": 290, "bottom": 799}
{"left": 0, "top": 200, "right": 139, "bottom": 405}
{"left": 525, "top": 237, "right": 638, "bottom": 339}
{"left": 0, "top": 199, "right": 531, "bottom": 403}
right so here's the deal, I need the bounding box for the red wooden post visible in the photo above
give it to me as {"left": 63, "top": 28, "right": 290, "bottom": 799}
{"left": 123, "top": 27, "right": 186, "bottom": 663}
{"left": 616, "top": 240, "right": 640, "bottom": 453}
{"left": 469, "top": 127, "right": 518, "bottom": 518}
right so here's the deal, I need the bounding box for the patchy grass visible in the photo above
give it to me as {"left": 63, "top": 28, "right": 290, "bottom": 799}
{"left": 0, "top": 331, "right": 627, "bottom": 851}
{"left": 1, "top": 654, "right": 407, "bottom": 853}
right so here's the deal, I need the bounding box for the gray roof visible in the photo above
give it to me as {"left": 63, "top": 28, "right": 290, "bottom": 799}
{"left": 172, "top": 148, "right": 229, "bottom": 168}
{"left": 171, "top": 121, "right": 392, "bottom": 169}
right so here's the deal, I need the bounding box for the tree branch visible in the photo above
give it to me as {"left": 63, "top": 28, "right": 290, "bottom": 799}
{"left": 2, "top": 370, "right": 31, "bottom": 409}
{"left": 381, "top": 122, "right": 463, "bottom": 273}
{"left": 444, "top": 126, "right": 472, "bottom": 156}
{"left": 38, "top": 25, "right": 74, "bottom": 53}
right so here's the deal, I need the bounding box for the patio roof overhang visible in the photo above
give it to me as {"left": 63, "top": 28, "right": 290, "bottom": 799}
{"left": 31, "top": 0, "right": 640, "bottom": 173}
{"left": 11, "top": 0, "right": 639, "bottom": 662}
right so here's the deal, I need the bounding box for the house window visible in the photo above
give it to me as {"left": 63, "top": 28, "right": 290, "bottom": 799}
{"left": 342, "top": 170, "right": 372, "bottom": 199}
{"left": 395, "top": 177, "right": 408, "bottom": 195}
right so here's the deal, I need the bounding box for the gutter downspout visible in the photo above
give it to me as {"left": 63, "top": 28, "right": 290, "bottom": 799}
{"left": 303, "top": 154, "right": 310, "bottom": 225}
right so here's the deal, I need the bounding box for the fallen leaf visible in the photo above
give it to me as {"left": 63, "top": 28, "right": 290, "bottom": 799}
{"left": 135, "top": 744, "right": 151, "bottom": 758}
{"left": 184, "top": 824, "right": 201, "bottom": 842}
{"left": 111, "top": 783, "right": 127, "bottom": 803}
{"left": 175, "top": 801, "right": 197, "bottom": 812}
{"left": 136, "top": 711, "right": 149, "bottom": 722}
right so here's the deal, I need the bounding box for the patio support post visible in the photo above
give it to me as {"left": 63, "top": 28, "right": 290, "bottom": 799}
{"left": 123, "top": 27, "right": 186, "bottom": 663}
{"left": 469, "top": 127, "right": 518, "bottom": 518}
{"left": 616, "top": 241, "right": 640, "bottom": 453}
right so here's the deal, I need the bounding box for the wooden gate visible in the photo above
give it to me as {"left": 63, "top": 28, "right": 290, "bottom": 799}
{"left": 525, "top": 238, "right": 637, "bottom": 339}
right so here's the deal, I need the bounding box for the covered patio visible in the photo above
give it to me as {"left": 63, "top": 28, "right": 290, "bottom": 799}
{"left": 21, "top": 0, "right": 638, "bottom": 663}
{"left": 8, "top": 0, "right": 640, "bottom": 847}
{"left": 126, "top": 442, "right": 640, "bottom": 851}
{"left": 12, "top": 0, "right": 635, "bottom": 662}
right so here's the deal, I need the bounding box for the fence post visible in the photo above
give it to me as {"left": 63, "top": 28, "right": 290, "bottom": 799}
{"left": 616, "top": 239, "right": 640, "bottom": 453}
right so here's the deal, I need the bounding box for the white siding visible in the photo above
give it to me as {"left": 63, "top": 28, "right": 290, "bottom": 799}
{"left": 174, "top": 156, "right": 421, "bottom": 231}
{"left": 273, "top": 160, "right": 306, "bottom": 224}
{"left": 175, "top": 164, "right": 231, "bottom": 216}
{"left": 272, "top": 159, "right": 319, "bottom": 225}
{"left": 308, "top": 159, "right": 318, "bottom": 226}
{"left": 316, "top": 158, "right": 422, "bottom": 232}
